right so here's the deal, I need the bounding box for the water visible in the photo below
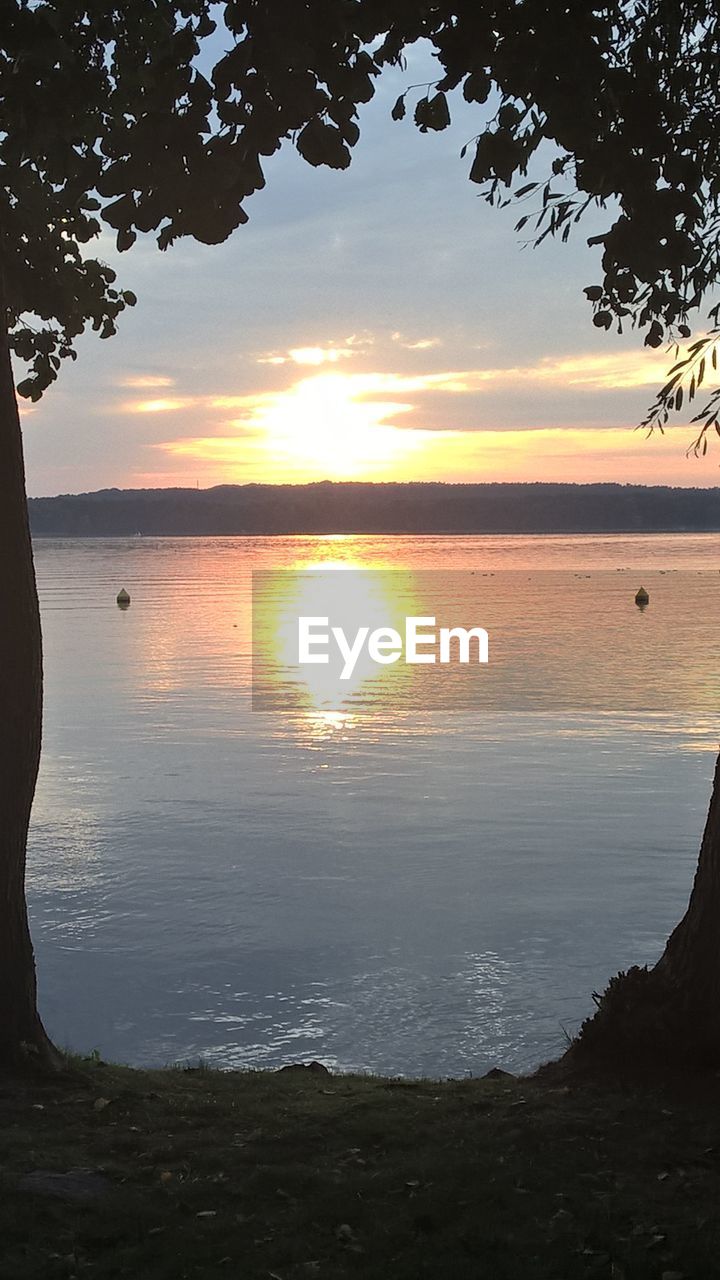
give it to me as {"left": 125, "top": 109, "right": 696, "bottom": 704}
{"left": 28, "top": 533, "right": 720, "bottom": 1077}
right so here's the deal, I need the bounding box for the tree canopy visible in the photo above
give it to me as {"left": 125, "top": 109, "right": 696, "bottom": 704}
{"left": 4, "top": 0, "right": 720, "bottom": 444}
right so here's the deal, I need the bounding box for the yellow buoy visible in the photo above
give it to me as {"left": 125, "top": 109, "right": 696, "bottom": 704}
{"left": 116, "top": 588, "right": 131, "bottom": 609}
{"left": 634, "top": 586, "right": 649, "bottom": 608}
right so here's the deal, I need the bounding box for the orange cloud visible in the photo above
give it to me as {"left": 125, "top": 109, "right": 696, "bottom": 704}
{"left": 257, "top": 335, "right": 374, "bottom": 367}
{"left": 156, "top": 419, "right": 695, "bottom": 487}
{"left": 122, "top": 397, "right": 194, "bottom": 413}
{"left": 118, "top": 375, "right": 175, "bottom": 389}
{"left": 242, "top": 347, "right": 693, "bottom": 402}
{"left": 288, "top": 346, "right": 354, "bottom": 366}
{"left": 110, "top": 337, "right": 711, "bottom": 489}
{"left": 168, "top": 372, "right": 420, "bottom": 480}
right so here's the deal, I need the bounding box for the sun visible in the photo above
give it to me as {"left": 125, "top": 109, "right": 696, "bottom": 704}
{"left": 237, "top": 371, "right": 421, "bottom": 480}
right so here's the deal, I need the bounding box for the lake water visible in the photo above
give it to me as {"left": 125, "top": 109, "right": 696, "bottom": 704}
{"left": 28, "top": 533, "right": 720, "bottom": 1077}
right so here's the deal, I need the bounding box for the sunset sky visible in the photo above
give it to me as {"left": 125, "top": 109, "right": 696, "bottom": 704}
{"left": 20, "top": 45, "right": 718, "bottom": 497}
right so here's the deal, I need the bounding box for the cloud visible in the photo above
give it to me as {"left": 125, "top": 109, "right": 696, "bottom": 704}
{"left": 97, "top": 338, "right": 699, "bottom": 488}
{"left": 290, "top": 346, "right": 354, "bottom": 366}
{"left": 122, "top": 397, "right": 194, "bottom": 413}
{"left": 533, "top": 350, "right": 677, "bottom": 390}
{"left": 114, "top": 344, "right": 688, "bottom": 439}
{"left": 118, "top": 375, "right": 175, "bottom": 389}
{"left": 257, "top": 335, "right": 374, "bottom": 367}
{"left": 155, "top": 418, "right": 693, "bottom": 488}
{"left": 391, "top": 332, "right": 442, "bottom": 351}
{"left": 392, "top": 349, "right": 681, "bottom": 395}
{"left": 247, "top": 345, "right": 683, "bottom": 407}
{"left": 207, "top": 371, "right": 465, "bottom": 419}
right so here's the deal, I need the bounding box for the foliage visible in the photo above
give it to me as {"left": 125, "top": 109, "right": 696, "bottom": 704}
{"left": 4, "top": 0, "right": 720, "bottom": 434}
{"left": 639, "top": 319, "right": 720, "bottom": 454}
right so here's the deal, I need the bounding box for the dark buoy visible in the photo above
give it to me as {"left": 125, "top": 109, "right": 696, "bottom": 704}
{"left": 116, "top": 587, "right": 131, "bottom": 610}
{"left": 635, "top": 586, "right": 649, "bottom": 609}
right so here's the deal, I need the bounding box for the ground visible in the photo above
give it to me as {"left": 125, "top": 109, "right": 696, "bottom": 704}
{"left": 2, "top": 1057, "right": 720, "bottom": 1279}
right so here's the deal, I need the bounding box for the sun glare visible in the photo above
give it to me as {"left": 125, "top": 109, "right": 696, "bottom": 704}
{"left": 233, "top": 371, "right": 421, "bottom": 479}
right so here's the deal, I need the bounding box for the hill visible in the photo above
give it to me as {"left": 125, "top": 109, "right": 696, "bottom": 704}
{"left": 28, "top": 481, "right": 720, "bottom": 536}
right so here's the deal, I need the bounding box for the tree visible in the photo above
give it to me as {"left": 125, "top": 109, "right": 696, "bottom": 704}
{"left": 569, "top": 755, "right": 720, "bottom": 1068}
{"left": 3, "top": 0, "right": 720, "bottom": 1067}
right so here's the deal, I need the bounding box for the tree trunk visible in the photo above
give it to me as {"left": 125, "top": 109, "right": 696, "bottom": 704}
{"left": 0, "top": 286, "right": 57, "bottom": 1069}
{"left": 568, "top": 752, "right": 720, "bottom": 1069}
{"left": 652, "top": 751, "right": 720, "bottom": 1040}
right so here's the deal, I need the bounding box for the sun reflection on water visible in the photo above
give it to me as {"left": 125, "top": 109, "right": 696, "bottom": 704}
{"left": 253, "top": 561, "right": 423, "bottom": 730}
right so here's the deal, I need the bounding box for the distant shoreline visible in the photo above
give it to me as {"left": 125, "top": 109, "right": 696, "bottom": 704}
{"left": 28, "top": 480, "right": 720, "bottom": 537}
{"left": 29, "top": 527, "right": 720, "bottom": 538}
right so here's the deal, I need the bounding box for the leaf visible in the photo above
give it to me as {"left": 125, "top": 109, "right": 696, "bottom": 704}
{"left": 414, "top": 92, "right": 450, "bottom": 132}
{"left": 342, "top": 120, "right": 360, "bottom": 146}
{"left": 463, "top": 71, "right": 491, "bottom": 104}
{"left": 645, "top": 320, "right": 664, "bottom": 348}
{"left": 428, "top": 92, "right": 451, "bottom": 129}
{"left": 297, "top": 119, "right": 351, "bottom": 169}
{"left": 102, "top": 194, "right": 136, "bottom": 231}
{"left": 391, "top": 94, "right": 406, "bottom": 121}
{"left": 469, "top": 135, "right": 494, "bottom": 184}
{"left": 498, "top": 103, "right": 522, "bottom": 129}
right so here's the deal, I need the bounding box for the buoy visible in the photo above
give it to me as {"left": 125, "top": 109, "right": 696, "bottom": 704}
{"left": 635, "top": 586, "right": 649, "bottom": 608}
{"left": 116, "top": 588, "right": 131, "bottom": 609}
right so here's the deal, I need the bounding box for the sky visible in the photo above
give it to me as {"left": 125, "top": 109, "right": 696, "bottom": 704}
{"left": 20, "top": 43, "right": 719, "bottom": 497}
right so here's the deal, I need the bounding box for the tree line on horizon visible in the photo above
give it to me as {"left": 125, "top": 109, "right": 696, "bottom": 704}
{"left": 27, "top": 481, "right": 720, "bottom": 537}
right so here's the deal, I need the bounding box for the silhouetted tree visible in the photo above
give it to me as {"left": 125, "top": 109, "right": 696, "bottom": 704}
{"left": 2, "top": 0, "right": 719, "bottom": 1067}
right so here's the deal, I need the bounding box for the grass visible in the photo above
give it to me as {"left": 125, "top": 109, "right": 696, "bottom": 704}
{"left": 2, "top": 1056, "right": 720, "bottom": 1278}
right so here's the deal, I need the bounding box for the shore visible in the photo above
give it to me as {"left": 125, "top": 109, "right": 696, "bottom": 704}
{"left": 2, "top": 1057, "right": 719, "bottom": 1278}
